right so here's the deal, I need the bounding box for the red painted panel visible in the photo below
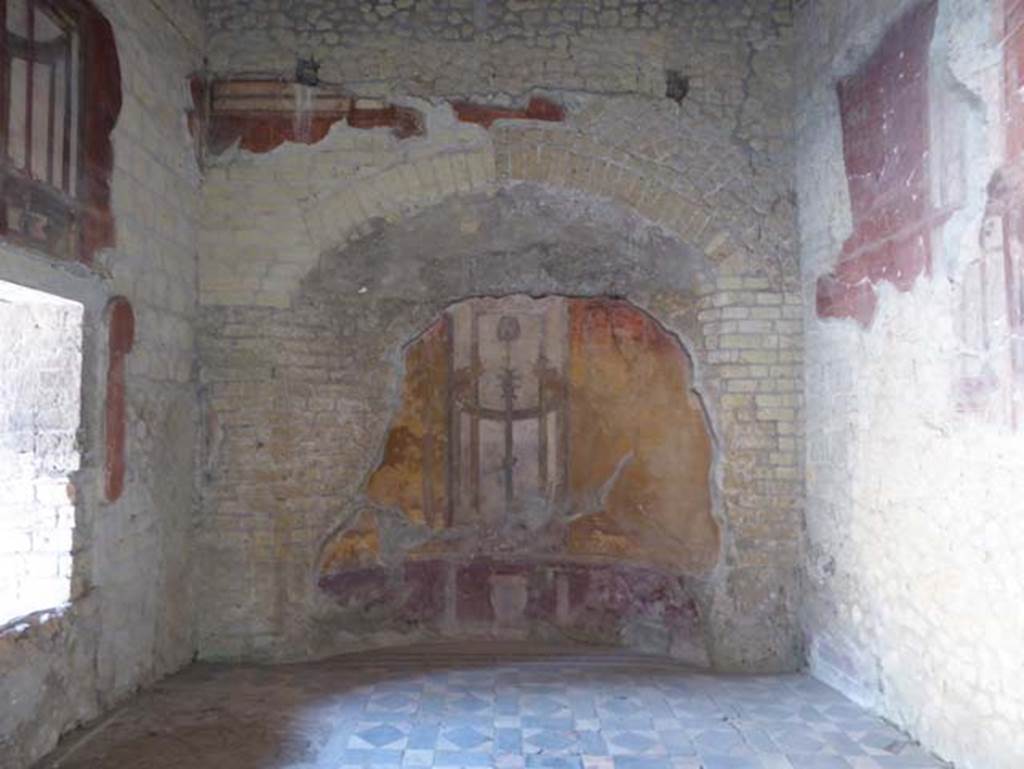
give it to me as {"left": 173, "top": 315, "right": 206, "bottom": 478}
{"left": 204, "top": 105, "right": 425, "bottom": 155}
{"left": 347, "top": 103, "right": 424, "bottom": 138}
{"left": 1005, "top": 0, "right": 1024, "bottom": 160}
{"left": 816, "top": 1, "right": 938, "bottom": 326}
{"left": 816, "top": 272, "right": 878, "bottom": 322}
{"left": 77, "top": 3, "right": 122, "bottom": 265}
{"left": 451, "top": 96, "right": 565, "bottom": 128}
{"left": 188, "top": 77, "right": 425, "bottom": 156}
{"left": 105, "top": 296, "right": 134, "bottom": 502}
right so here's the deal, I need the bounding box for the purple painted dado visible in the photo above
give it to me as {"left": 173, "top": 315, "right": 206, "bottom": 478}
{"left": 318, "top": 558, "right": 708, "bottom": 665}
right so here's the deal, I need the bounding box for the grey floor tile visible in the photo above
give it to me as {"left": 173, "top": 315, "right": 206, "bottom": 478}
{"left": 35, "top": 647, "right": 953, "bottom": 769}
{"left": 700, "top": 756, "right": 766, "bottom": 769}
{"left": 613, "top": 758, "right": 674, "bottom": 769}
{"left": 784, "top": 756, "right": 854, "bottom": 769}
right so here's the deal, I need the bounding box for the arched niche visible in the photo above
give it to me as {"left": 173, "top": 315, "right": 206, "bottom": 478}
{"left": 316, "top": 292, "right": 719, "bottom": 665}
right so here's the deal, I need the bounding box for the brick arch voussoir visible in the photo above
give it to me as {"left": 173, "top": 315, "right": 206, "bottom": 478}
{"left": 492, "top": 128, "right": 744, "bottom": 264}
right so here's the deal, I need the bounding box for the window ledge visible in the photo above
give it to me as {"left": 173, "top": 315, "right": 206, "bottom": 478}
{"left": 0, "top": 604, "right": 71, "bottom": 641}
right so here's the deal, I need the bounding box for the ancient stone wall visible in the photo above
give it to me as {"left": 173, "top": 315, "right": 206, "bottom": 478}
{"left": 196, "top": 0, "right": 804, "bottom": 669}
{"left": 313, "top": 294, "right": 719, "bottom": 665}
{"left": 0, "top": 2, "right": 203, "bottom": 767}
{"left": 199, "top": 181, "right": 803, "bottom": 670}
{"left": 796, "top": 1, "right": 1024, "bottom": 767}
{"left": 5, "top": 1, "right": 1022, "bottom": 767}
{"left": 205, "top": 0, "right": 793, "bottom": 160}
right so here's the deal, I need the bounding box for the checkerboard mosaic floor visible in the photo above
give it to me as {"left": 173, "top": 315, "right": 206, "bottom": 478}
{"left": 40, "top": 645, "right": 951, "bottom": 769}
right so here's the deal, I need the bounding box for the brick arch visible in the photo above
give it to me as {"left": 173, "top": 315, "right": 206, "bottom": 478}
{"left": 201, "top": 96, "right": 785, "bottom": 309}
{"left": 287, "top": 186, "right": 727, "bottom": 665}
{"left": 490, "top": 95, "right": 766, "bottom": 263}
{"left": 197, "top": 100, "right": 803, "bottom": 671}
{"left": 309, "top": 100, "right": 758, "bottom": 257}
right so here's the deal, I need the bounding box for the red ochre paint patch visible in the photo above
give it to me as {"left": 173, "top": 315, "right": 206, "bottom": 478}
{"left": 188, "top": 77, "right": 425, "bottom": 156}
{"left": 451, "top": 96, "right": 565, "bottom": 128}
{"left": 105, "top": 297, "right": 134, "bottom": 502}
{"left": 815, "top": 1, "right": 938, "bottom": 327}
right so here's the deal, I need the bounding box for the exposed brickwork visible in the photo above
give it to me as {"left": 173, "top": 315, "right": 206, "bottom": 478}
{"left": 200, "top": 96, "right": 796, "bottom": 308}
{"left": 0, "top": 1, "right": 203, "bottom": 767}
{"left": 1, "top": 3, "right": 1020, "bottom": 769}
{"left": 195, "top": 0, "right": 802, "bottom": 673}
{"left": 13, "top": 0, "right": 805, "bottom": 764}
{"left": 205, "top": 0, "right": 795, "bottom": 173}
{"left": 197, "top": 174, "right": 802, "bottom": 670}
{"left": 189, "top": 77, "right": 425, "bottom": 156}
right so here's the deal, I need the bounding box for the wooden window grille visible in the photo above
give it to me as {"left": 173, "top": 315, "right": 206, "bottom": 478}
{"left": 0, "top": 0, "right": 118, "bottom": 265}
{"left": 0, "top": 0, "right": 83, "bottom": 259}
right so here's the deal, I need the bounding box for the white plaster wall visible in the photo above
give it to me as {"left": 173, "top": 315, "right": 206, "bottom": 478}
{"left": 796, "top": 1, "right": 1024, "bottom": 767}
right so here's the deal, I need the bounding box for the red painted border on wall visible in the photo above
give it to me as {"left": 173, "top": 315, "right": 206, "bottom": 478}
{"left": 187, "top": 77, "right": 426, "bottom": 156}
{"left": 451, "top": 96, "right": 565, "bottom": 128}
{"left": 816, "top": 1, "right": 938, "bottom": 327}
{"left": 104, "top": 296, "right": 133, "bottom": 502}
{"left": 77, "top": 2, "right": 122, "bottom": 265}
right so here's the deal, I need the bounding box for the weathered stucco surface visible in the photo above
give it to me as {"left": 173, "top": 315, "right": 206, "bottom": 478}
{"left": 198, "top": 180, "right": 803, "bottom": 670}
{"left": 196, "top": 0, "right": 803, "bottom": 675}
{"left": 797, "top": 1, "right": 1024, "bottom": 768}
{"left": 0, "top": 2, "right": 203, "bottom": 768}
{"left": 9, "top": 2, "right": 1023, "bottom": 768}
{"left": 205, "top": 0, "right": 794, "bottom": 164}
